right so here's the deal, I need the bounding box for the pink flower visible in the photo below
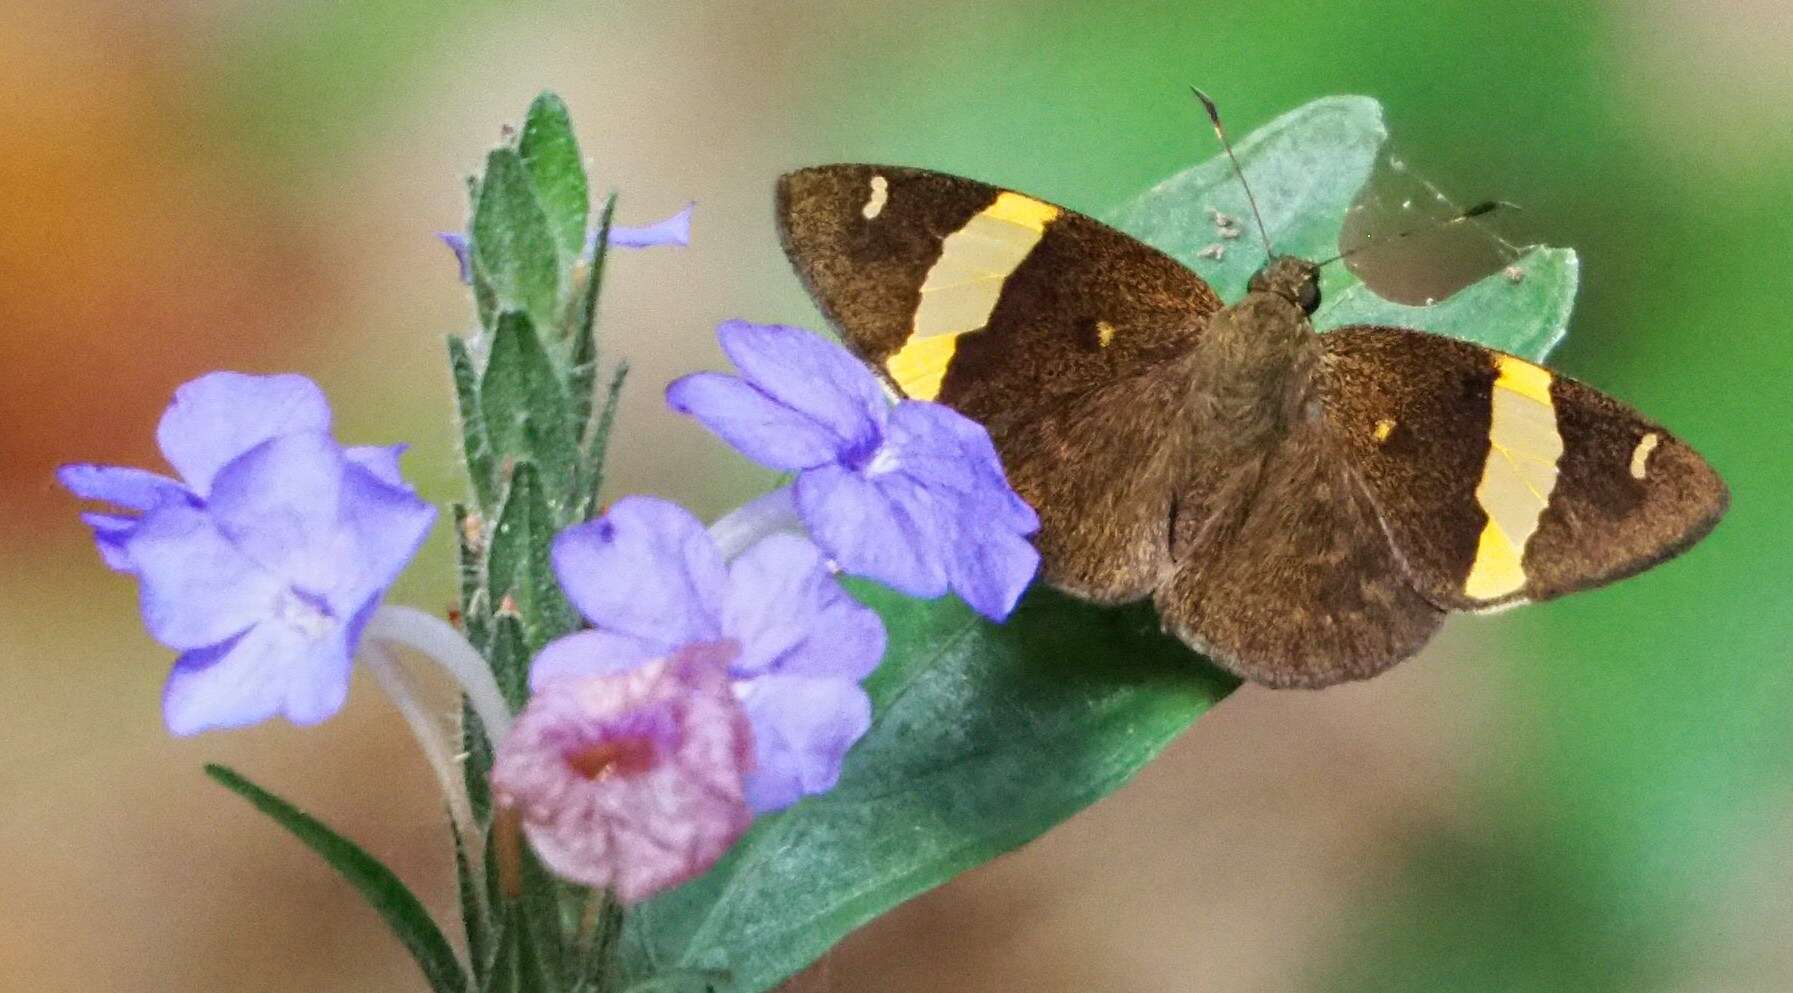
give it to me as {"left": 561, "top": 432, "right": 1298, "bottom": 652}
{"left": 490, "top": 641, "right": 754, "bottom": 903}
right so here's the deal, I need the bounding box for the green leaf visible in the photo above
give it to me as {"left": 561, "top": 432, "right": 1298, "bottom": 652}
{"left": 569, "top": 194, "right": 618, "bottom": 432}
{"left": 577, "top": 361, "right": 629, "bottom": 521}
{"left": 1105, "top": 95, "right": 1386, "bottom": 301}
{"left": 205, "top": 764, "right": 470, "bottom": 993}
{"left": 622, "top": 94, "right": 1584, "bottom": 993}
{"left": 481, "top": 312, "right": 580, "bottom": 504}
{"left": 1103, "top": 94, "right": 1577, "bottom": 364}
{"left": 449, "top": 338, "right": 498, "bottom": 514}
{"left": 487, "top": 463, "right": 579, "bottom": 657}
{"left": 624, "top": 589, "right": 1236, "bottom": 992}
{"left": 518, "top": 93, "right": 590, "bottom": 265}
{"left": 488, "top": 609, "right": 533, "bottom": 713}
{"left": 473, "top": 150, "right": 561, "bottom": 336}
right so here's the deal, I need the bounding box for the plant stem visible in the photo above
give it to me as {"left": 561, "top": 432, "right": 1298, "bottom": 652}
{"left": 366, "top": 605, "right": 513, "bottom": 740}
{"left": 707, "top": 484, "right": 803, "bottom": 560}
{"left": 361, "top": 639, "right": 479, "bottom": 853}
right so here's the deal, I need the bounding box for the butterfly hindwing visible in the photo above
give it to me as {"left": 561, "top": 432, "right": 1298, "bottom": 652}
{"left": 1320, "top": 325, "right": 1729, "bottom": 612}
{"left": 778, "top": 164, "right": 1224, "bottom": 601}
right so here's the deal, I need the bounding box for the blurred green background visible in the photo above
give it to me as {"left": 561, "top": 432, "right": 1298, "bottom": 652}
{"left": 3, "top": 2, "right": 1789, "bottom": 991}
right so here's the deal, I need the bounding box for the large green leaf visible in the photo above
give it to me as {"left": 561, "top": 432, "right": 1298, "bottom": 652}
{"left": 205, "top": 765, "right": 470, "bottom": 993}
{"left": 620, "top": 94, "right": 1581, "bottom": 993}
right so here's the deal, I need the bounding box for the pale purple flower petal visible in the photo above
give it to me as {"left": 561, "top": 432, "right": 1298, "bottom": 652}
{"left": 737, "top": 675, "right": 873, "bottom": 814}
{"left": 162, "top": 620, "right": 355, "bottom": 735}
{"left": 125, "top": 501, "right": 282, "bottom": 650}
{"left": 332, "top": 459, "right": 438, "bottom": 615}
{"left": 669, "top": 321, "right": 1041, "bottom": 620}
{"left": 345, "top": 444, "right": 409, "bottom": 488}
{"left": 436, "top": 232, "right": 473, "bottom": 283}
{"left": 602, "top": 203, "right": 693, "bottom": 249}
{"left": 206, "top": 432, "right": 346, "bottom": 588}
{"left": 537, "top": 499, "right": 886, "bottom": 815}
{"left": 56, "top": 464, "right": 189, "bottom": 511}
{"left": 82, "top": 512, "right": 141, "bottom": 571}
{"left": 944, "top": 525, "right": 1040, "bottom": 622}
{"left": 716, "top": 321, "right": 886, "bottom": 450}
{"left": 492, "top": 644, "right": 752, "bottom": 904}
{"left": 62, "top": 371, "right": 432, "bottom": 734}
{"left": 550, "top": 497, "right": 726, "bottom": 645}
{"left": 665, "top": 373, "right": 844, "bottom": 471}
{"left": 721, "top": 533, "right": 885, "bottom": 682}
{"left": 156, "top": 372, "right": 331, "bottom": 495}
{"left": 793, "top": 465, "right": 948, "bottom": 597}
{"left": 530, "top": 629, "right": 664, "bottom": 691}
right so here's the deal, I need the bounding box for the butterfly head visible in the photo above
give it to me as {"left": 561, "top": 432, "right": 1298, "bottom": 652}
{"left": 1248, "top": 256, "right": 1322, "bottom": 315}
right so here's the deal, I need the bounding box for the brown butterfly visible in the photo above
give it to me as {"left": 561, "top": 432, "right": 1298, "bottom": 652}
{"left": 772, "top": 103, "right": 1727, "bottom": 689}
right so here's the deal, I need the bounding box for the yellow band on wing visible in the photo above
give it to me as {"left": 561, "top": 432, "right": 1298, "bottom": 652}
{"left": 1463, "top": 355, "right": 1564, "bottom": 601}
{"left": 885, "top": 331, "right": 961, "bottom": 401}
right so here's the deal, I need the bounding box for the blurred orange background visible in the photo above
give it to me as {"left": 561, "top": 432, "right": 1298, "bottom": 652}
{"left": 5, "top": 2, "right": 1790, "bottom": 991}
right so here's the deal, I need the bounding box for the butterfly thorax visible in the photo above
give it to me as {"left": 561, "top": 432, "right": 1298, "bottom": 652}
{"left": 1184, "top": 288, "right": 1323, "bottom": 456}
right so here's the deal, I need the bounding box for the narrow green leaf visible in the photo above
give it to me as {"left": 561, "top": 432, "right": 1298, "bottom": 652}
{"left": 578, "top": 361, "right": 630, "bottom": 521}
{"left": 519, "top": 92, "right": 590, "bottom": 266}
{"left": 452, "top": 818, "right": 492, "bottom": 990}
{"left": 517, "top": 845, "right": 569, "bottom": 991}
{"left": 487, "top": 463, "right": 579, "bottom": 655}
{"left": 488, "top": 612, "right": 532, "bottom": 713}
{"left": 571, "top": 893, "right": 625, "bottom": 993}
{"left": 473, "top": 150, "right": 561, "bottom": 336}
{"left": 624, "top": 589, "right": 1236, "bottom": 992}
{"left": 205, "top": 764, "right": 470, "bottom": 993}
{"left": 481, "top": 912, "right": 520, "bottom": 993}
{"left": 516, "top": 907, "right": 555, "bottom": 993}
{"left": 570, "top": 193, "right": 618, "bottom": 431}
{"left": 481, "top": 312, "right": 580, "bottom": 504}
{"left": 461, "top": 696, "right": 495, "bottom": 825}
{"left": 449, "top": 338, "right": 499, "bottom": 514}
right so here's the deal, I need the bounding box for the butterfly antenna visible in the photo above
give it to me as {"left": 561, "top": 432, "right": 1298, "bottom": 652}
{"left": 1190, "top": 86, "right": 1274, "bottom": 259}
{"left": 1314, "top": 199, "right": 1520, "bottom": 267}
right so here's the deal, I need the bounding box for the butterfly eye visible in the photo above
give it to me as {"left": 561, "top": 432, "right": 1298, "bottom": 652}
{"left": 1297, "top": 276, "right": 1321, "bottom": 315}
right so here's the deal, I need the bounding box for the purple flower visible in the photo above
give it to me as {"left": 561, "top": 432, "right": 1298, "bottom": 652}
{"left": 532, "top": 496, "right": 884, "bottom": 814}
{"left": 437, "top": 203, "right": 693, "bottom": 283}
{"left": 666, "top": 321, "right": 1040, "bottom": 621}
{"left": 491, "top": 642, "right": 753, "bottom": 904}
{"left": 58, "top": 372, "right": 435, "bottom": 735}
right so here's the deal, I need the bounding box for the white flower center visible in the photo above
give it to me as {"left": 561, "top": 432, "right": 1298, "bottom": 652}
{"left": 273, "top": 588, "right": 336, "bottom": 641}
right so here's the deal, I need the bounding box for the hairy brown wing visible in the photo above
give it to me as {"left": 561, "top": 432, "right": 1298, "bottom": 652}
{"left": 778, "top": 164, "right": 1224, "bottom": 602}
{"left": 1153, "top": 416, "right": 1446, "bottom": 688}
{"left": 1319, "top": 325, "right": 1729, "bottom": 612}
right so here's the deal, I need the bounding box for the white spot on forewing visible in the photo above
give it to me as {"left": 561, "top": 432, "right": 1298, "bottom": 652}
{"left": 862, "top": 175, "right": 889, "bottom": 220}
{"left": 1630, "top": 432, "right": 1660, "bottom": 480}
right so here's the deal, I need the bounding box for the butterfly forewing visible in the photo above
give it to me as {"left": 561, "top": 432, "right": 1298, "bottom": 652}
{"left": 777, "top": 165, "right": 1221, "bottom": 425}
{"left": 778, "top": 164, "right": 1225, "bottom": 603}
{"left": 1320, "top": 326, "right": 1728, "bottom": 612}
